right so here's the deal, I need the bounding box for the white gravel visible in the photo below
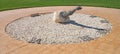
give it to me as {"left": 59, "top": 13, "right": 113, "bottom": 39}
{"left": 5, "top": 13, "right": 112, "bottom": 44}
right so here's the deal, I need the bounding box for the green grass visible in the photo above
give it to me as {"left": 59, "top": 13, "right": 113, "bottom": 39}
{"left": 0, "top": 0, "right": 120, "bottom": 11}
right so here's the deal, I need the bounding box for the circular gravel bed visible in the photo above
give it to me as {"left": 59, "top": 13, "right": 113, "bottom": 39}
{"left": 5, "top": 13, "right": 112, "bottom": 44}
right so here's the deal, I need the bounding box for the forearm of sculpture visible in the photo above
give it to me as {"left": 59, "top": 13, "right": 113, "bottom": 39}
{"left": 65, "top": 6, "right": 82, "bottom": 17}
{"left": 66, "top": 9, "right": 76, "bottom": 16}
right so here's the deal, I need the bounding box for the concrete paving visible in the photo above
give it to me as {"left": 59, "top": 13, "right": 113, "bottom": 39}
{"left": 0, "top": 6, "right": 120, "bottom": 54}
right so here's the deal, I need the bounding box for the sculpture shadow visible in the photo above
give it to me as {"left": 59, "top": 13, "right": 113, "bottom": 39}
{"left": 61, "top": 20, "right": 105, "bottom": 30}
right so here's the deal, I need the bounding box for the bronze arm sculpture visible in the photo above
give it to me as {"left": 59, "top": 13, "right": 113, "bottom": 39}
{"left": 53, "top": 6, "right": 82, "bottom": 23}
